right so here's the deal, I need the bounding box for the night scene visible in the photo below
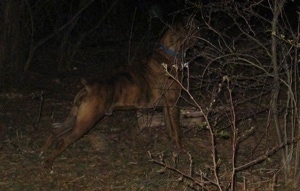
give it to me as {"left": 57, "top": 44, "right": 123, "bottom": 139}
{"left": 0, "top": 0, "right": 299, "bottom": 190}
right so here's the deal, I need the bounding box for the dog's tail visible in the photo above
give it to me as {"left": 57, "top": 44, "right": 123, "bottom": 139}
{"left": 81, "top": 78, "right": 100, "bottom": 95}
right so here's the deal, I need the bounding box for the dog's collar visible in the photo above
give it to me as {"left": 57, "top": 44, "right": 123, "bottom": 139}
{"left": 158, "top": 44, "right": 190, "bottom": 68}
{"left": 159, "top": 44, "right": 180, "bottom": 59}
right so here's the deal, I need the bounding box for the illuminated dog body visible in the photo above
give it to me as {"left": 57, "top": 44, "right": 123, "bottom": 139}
{"left": 40, "top": 20, "right": 199, "bottom": 169}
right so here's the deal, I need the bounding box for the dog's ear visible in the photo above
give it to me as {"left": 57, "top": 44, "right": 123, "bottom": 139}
{"left": 182, "top": 15, "right": 191, "bottom": 25}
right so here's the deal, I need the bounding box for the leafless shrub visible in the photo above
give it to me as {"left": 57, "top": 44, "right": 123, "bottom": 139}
{"left": 151, "top": 0, "right": 300, "bottom": 190}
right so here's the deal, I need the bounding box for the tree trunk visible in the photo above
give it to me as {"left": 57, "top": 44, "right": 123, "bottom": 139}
{"left": 0, "top": 0, "right": 26, "bottom": 87}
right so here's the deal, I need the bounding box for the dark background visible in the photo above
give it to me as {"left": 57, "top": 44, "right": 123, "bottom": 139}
{"left": 0, "top": 0, "right": 299, "bottom": 89}
{"left": 0, "top": 0, "right": 190, "bottom": 89}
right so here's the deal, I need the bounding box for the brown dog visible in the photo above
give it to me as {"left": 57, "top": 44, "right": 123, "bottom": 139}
{"left": 40, "top": 19, "right": 199, "bottom": 169}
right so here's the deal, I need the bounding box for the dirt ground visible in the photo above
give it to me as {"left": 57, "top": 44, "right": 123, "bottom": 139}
{"left": 0, "top": 76, "right": 206, "bottom": 191}
{"left": 0, "top": 75, "right": 284, "bottom": 191}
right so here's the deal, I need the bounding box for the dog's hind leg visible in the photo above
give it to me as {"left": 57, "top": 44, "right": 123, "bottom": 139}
{"left": 40, "top": 107, "right": 78, "bottom": 156}
{"left": 44, "top": 99, "right": 103, "bottom": 169}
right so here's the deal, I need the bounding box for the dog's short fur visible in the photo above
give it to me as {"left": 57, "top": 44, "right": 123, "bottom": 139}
{"left": 40, "top": 19, "right": 199, "bottom": 169}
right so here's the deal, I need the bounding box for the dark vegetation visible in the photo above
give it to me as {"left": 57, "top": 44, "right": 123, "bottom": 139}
{"left": 0, "top": 0, "right": 300, "bottom": 190}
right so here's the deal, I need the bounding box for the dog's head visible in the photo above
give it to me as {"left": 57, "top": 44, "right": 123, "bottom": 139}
{"left": 159, "top": 17, "right": 200, "bottom": 59}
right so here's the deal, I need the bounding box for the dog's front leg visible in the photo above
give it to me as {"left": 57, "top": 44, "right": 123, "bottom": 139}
{"left": 163, "top": 97, "right": 182, "bottom": 150}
